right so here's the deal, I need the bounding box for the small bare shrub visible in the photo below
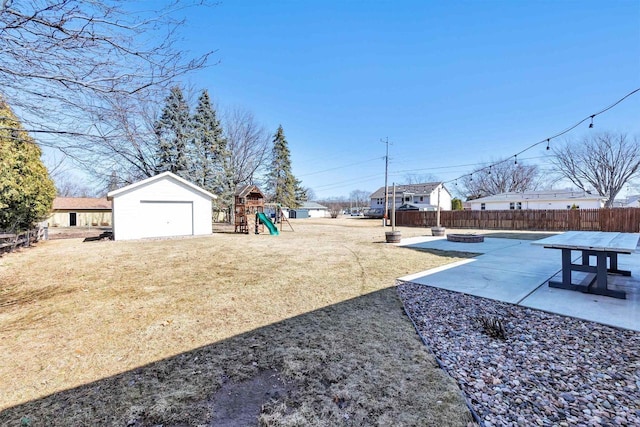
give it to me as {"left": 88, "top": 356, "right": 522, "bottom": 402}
{"left": 475, "top": 315, "right": 507, "bottom": 340}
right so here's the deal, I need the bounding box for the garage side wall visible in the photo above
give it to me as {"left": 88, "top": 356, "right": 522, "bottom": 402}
{"left": 112, "top": 177, "right": 212, "bottom": 241}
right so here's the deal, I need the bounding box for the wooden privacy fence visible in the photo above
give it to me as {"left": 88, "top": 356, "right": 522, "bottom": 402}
{"left": 0, "top": 228, "right": 46, "bottom": 256}
{"left": 395, "top": 208, "right": 640, "bottom": 233}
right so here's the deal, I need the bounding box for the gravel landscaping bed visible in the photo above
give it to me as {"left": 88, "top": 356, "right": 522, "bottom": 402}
{"left": 397, "top": 282, "right": 640, "bottom": 427}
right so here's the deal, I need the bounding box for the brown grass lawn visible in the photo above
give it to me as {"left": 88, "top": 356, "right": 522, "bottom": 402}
{"left": 1, "top": 218, "right": 476, "bottom": 426}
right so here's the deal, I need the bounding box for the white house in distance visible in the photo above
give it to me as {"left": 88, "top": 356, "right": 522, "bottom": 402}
{"left": 369, "top": 183, "right": 452, "bottom": 213}
{"left": 289, "top": 201, "right": 329, "bottom": 218}
{"left": 468, "top": 190, "right": 606, "bottom": 211}
{"left": 107, "top": 172, "right": 216, "bottom": 241}
{"left": 614, "top": 195, "right": 640, "bottom": 208}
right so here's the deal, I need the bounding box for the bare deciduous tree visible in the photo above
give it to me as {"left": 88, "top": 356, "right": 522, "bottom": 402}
{"left": 461, "top": 159, "right": 540, "bottom": 200}
{"left": 317, "top": 197, "right": 347, "bottom": 218}
{"left": 223, "top": 107, "right": 271, "bottom": 190}
{"left": 0, "top": 0, "right": 213, "bottom": 182}
{"left": 402, "top": 173, "right": 439, "bottom": 184}
{"left": 349, "top": 189, "right": 370, "bottom": 210}
{"left": 303, "top": 187, "right": 317, "bottom": 202}
{"left": 45, "top": 152, "right": 97, "bottom": 196}
{"left": 550, "top": 132, "right": 640, "bottom": 207}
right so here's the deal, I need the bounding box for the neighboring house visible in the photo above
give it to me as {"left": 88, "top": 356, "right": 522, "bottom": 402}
{"left": 468, "top": 190, "right": 606, "bottom": 211}
{"left": 289, "top": 201, "right": 329, "bottom": 219}
{"left": 397, "top": 202, "right": 437, "bottom": 212}
{"left": 48, "top": 197, "right": 112, "bottom": 227}
{"left": 613, "top": 195, "right": 640, "bottom": 208}
{"left": 107, "top": 172, "right": 216, "bottom": 241}
{"left": 370, "top": 182, "right": 452, "bottom": 212}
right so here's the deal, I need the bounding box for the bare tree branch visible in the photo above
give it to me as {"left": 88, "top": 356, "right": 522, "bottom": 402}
{"left": 223, "top": 106, "right": 271, "bottom": 189}
{"left": 461, "top": 159, "right": 541, "bottom": 200}
{"left": 0, "top": 0, "right": 214, "bottom": 184}
{"left": 550, "top": 132, "right": 640, "bottom": 207}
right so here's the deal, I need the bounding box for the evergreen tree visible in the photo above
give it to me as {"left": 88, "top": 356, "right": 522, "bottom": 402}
{"left": 451, "top": 198, "right": 463, "bottom": 211}
{"left": 294, "top": 178, "right": 308, "bottom": 202}
{"left": 266, "top": 125, "right": 301, "bottom": 208}
{"left": 0, "top": 98, "right": 56, "bottom": 231}
{"left": 191, "top": 90, "right": 234, "bottom": 208}
{"left": 154, "top": 86, "right": 190, "bottom": 178}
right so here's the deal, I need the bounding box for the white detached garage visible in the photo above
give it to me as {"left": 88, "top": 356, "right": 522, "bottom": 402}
{"left": 107, "top": 172, "right": 216, "bottom": 241}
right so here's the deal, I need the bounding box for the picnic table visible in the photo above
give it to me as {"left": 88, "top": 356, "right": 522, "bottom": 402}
{"left": 532, "top": 231, "right": 640, "bottom": 299}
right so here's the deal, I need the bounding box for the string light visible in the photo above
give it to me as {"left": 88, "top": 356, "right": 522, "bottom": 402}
{"left": 488, "top": 165, "right": 492, "bottom": 175}
{"left": 442, "top": 87, "right": 640, "bottom": 186}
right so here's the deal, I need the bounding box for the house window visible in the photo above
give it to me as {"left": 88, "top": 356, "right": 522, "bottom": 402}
{"left": 481, "top": 203, "right": 486, "bottom": 211}
{"left": 419, "top": 196, "right": 424, "bottom": 202}
{"left": 404, "top": 196, "right": 410, "bottom": 202}
{"left": 509, "top": 202, "right": 515, "bottom": 210}
{"left": 517, "top": 202, "right": 522, "bottom": 210}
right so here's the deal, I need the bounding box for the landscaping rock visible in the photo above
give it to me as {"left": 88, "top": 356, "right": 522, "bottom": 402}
{"left": 398, "top": 282, "right": 640, "bottom": 427}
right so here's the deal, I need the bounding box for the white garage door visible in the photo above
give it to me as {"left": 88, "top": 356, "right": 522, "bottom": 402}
{"left": 140, "top": 201, "right": 193, "bottom": 238}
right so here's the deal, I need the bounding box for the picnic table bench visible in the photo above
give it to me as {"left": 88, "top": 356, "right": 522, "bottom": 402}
{"left": 532, "top": 231, "right": 640, "bottom": 299}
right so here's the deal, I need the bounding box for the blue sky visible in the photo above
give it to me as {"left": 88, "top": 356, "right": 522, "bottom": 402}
{"left": 178, "top": 1, "right": 639, "bottom": 199}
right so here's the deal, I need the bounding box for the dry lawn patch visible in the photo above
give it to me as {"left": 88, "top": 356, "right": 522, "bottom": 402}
{"left": 0, "top": 218, "right": 474, "bottom": 425}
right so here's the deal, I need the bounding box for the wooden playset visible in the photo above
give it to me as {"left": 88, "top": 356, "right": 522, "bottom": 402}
{"left": 234, "top": 185, "right": 265, "bottom": 234}
{"left": 234, "top": 185, "right": 294, "bottom": 234}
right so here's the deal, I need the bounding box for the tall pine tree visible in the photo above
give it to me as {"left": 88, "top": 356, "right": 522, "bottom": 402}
{"left": 154, "top": 86, "right": 190, "bottom": 178}
{"left": 0, "top": 98, "right": 56, "bottom": 231}
{"left": 191, "top": 90, "right": 234, "bottom": 208}
{"left": 266, "top": 125, "right": 302, "bottom": 208}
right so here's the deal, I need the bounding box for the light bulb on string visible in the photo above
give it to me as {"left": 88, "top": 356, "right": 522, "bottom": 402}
{"left": 488, "top": 165, "right": 492, "bottom": 175}
{"left": 589, "top": 115, "right": 594, "bottom": 128}
{"left": 546, "top": 139, "right": 550, "bottom": 150}
{"left": 514, "top": 155, "right": 518, "bottom": 165}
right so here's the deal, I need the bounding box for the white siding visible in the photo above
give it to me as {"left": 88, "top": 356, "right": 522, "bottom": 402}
{"left": 370, "top": 184, "right": 452, "bottom": 211}
{"left": 470, "top": 199, "right": 603, "bottom": 211}
{"left": 111, "top": 175, "right": 212, "bottom": 240}
{"left": 429, "top": 187, "right": 452, "bottom": 211}
{"left": 307, "top": 209, "right": 327, "bottom": 218}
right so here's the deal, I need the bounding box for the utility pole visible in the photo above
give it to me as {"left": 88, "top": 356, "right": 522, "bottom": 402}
{"left": 382, "top": 137, "right": 390, "bottom": 227}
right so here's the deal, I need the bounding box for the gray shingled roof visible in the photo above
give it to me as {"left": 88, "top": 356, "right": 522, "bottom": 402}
{"left": 370, "top": 182, "right": 442, "bottom": 198}
{"left": 296, "top": 201, "right": 328, "bottom": 210}
{"left": 471, "top": 190, "right": 606, "bottom": 203}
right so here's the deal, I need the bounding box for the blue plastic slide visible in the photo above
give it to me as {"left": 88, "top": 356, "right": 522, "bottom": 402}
{"left": 256, "top": 212, "right": 279, "bottom": 235}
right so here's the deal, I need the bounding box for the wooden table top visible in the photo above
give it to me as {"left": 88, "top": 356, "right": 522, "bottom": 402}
{"left": 532, "top": 231, "right": 640, "bottom": 253}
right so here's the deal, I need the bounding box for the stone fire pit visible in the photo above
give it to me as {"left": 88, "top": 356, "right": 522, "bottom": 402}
{"left": 446, "top": 234, "right": 484, "bottom": 243}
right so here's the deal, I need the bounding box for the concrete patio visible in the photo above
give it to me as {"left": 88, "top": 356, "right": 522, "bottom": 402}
{"left": 397, "top": 235, "right": 640, "bottom": 331}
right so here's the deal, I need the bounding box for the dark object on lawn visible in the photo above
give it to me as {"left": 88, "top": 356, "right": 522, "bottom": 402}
{"left": 447, "top": 234, "right": 484, "bottom": 243}
{"left": 83, "top": 231, "right": 113, "bottom": 242}
{"left": 475, "top": 315, "right": 507, "bottom": 340}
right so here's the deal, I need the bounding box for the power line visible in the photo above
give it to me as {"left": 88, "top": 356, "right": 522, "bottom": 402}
{"left": 310, "top": 172, "right": 382, "bottom": 191}
{"left": 297, "top": 156, "right": 381, "bottom": 177}
{"left": 444, "top": 87, "right": 640, "bottom": 184}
